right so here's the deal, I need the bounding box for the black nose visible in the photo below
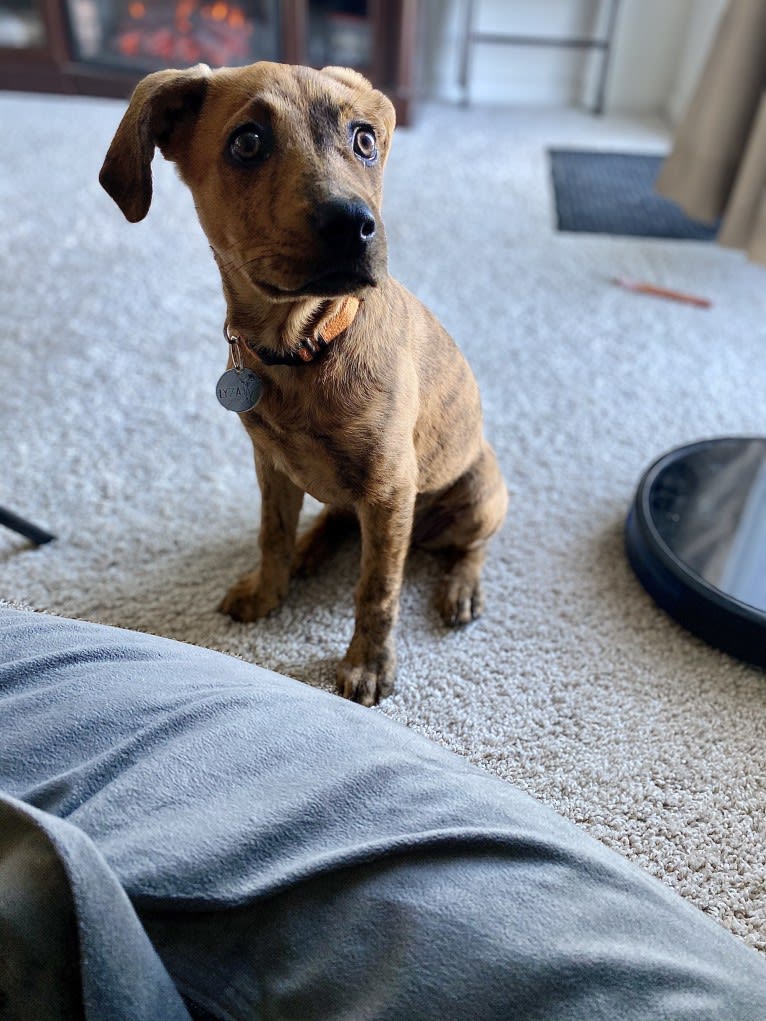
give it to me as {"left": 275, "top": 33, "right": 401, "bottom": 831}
{"left": 315, "top": 198, "right": 376, "bottom": 256}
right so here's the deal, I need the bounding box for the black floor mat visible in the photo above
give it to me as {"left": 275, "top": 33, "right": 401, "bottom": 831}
{"left": 548, "top": 149, "right": 719, "bottom": 241}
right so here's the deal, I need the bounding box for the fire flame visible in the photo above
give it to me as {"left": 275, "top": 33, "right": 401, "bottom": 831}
{"left": 118, "top": 0, "right": 253, "bottom": 64}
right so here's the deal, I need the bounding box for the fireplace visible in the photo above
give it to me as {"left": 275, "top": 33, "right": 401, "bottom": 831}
{"left": 0, "top": 1, "right": 418, "bottom": 124}
{"left": 68, "top": 0, "right": 279, "bottom": 72}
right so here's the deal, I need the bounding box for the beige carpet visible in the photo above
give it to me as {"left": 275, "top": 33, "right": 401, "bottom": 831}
{"left": 2, "top": 90, "right": 765, "bottom": 952}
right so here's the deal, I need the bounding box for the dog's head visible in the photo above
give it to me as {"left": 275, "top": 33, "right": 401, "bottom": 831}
{"left": 100, "top": 62, "right": 396, "bottom": 300}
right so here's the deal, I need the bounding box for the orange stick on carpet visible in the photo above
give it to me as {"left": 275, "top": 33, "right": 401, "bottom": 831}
{"left": 612, "top": 277, "right": 712, "bottom": 308}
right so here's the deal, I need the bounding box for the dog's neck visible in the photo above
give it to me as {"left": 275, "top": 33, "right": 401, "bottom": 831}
{"left": 220, "top": 272, "right": 360, "bottom": 365}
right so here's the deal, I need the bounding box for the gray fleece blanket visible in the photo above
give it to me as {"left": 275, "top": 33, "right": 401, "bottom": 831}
{"left": 2, "top": 605, "right": 766, "bottom": 1020}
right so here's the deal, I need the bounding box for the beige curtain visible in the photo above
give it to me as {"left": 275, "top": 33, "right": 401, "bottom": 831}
{"left": 656, "top": 0, "right": 766, "bottom": 264}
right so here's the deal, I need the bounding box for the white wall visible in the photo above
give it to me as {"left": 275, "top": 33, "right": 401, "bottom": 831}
{"left": 418, "top": 0, "right": 607, "bottom": 107}
{"left": 417, "top": 0, "right": 727, "bottom": 121}
{"left": 605, "top": 0, "right": 692, "bottom": 113}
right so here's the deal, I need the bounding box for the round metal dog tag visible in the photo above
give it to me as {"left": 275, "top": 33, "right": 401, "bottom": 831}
{"left": 215, "top": 367, "right": 263, "bottom": 412}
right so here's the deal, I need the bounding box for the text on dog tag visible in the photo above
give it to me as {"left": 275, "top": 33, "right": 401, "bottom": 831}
{"left": 215, "top": 368, "right": 263, "bottom": 413}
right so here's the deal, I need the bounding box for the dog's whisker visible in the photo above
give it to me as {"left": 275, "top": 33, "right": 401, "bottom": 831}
{"left": 228, "top": 255, "right": 273, "bottom": 277}
{"left": 216, "top": 240, "right": 270, "bottom": 261}
{"left": 213, "top": 238, "right": 272, "bottom": 270}
{"left": 215, "top": 234, "right": 269, "bottom": 258}
{"left": 218, "top": 250, "right": 271, "bottom": 275}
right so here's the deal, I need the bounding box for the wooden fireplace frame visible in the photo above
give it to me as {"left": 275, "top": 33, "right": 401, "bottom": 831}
{"left": 0, "top": 0, "right": 418, "bottom": 122}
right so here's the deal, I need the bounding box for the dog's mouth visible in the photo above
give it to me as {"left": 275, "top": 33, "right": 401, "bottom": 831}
{"left": 253, "top": 268, "right": 379, "bottom": 300}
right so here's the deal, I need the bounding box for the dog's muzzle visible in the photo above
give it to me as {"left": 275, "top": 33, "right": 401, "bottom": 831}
{"left": 291, "top": 196, "right": 386, "bottom": 297}
{"left": 314, "top": 197, "right": 377, "bottom": 260}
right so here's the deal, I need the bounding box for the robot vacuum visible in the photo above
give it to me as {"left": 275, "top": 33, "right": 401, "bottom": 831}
{"left": 626, "top": 437, "right": 766, "bottom": 666}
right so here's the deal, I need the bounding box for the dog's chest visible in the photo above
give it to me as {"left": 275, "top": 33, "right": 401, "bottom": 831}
{"left": 241, "top": 399, "right": 374, "bottom": 506}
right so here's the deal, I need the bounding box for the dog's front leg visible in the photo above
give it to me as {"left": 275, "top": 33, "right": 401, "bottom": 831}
{"left": 220, "top": 452, "right": 304, "bottom": 622}
{"left": 337, "top": 488, "right": 415, "bottom": 706}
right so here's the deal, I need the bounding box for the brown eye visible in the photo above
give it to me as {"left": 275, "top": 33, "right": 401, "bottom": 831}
{"left": 229, "top": 126, "right": 262, "bottom": 163}
{"left": 353, "top": 126, "right": 377, "bottom": 163}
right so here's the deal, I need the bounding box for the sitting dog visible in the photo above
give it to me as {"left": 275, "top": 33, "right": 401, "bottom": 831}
{"left": 100, "top": 62, "right": 507, "bottom": 705}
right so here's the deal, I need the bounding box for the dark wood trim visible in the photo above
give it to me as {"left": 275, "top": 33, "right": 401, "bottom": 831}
{"left": 0, "top": 1, "right": 419, "bottom": 121}
{"left": 41, "top": 0, "right": 72, "bottom": 64}
{"left": 393, "top": 0, "right": 417, "bottom": 126}
{"left": 280, "top": 0, "right": 306, "bottom": 65}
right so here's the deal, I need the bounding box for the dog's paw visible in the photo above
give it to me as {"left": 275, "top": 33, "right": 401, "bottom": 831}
{"left": 219, "top": 571, "right": 285, "bottom": 622}
{"left": 439, "top": 575, "right": 484, "bottom": 627}
{"left": 336, "top": 644, "right": 396, "bottom": 706}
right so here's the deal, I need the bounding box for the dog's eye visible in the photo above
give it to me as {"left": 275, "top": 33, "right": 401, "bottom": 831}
{"left": 229, "top": 126, "right": 262, "bottom": 164}
{"left": 352, "top": 126, "right": 378, "bottom": 163}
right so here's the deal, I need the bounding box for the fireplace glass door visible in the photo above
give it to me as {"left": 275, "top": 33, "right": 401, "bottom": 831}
{"left": 66, "top": 0, "right": 280, "bottom": 71}
{"left": 0, "top": 1, "right": 46, "bottom": 48}
{"left": 307, "top": 0, "right": 369, "bottom": 70}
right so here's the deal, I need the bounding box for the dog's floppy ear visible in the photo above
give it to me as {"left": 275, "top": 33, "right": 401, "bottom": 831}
{"left": 99, "top": 64, "right": 211, "bottom": 223}
{"left": 321, "top": 65, "right": 396, "bottom": 159}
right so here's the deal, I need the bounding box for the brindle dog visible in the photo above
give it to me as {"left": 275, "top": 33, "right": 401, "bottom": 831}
{"left": 100, "top": 62, "right": 507, "bottom": 705}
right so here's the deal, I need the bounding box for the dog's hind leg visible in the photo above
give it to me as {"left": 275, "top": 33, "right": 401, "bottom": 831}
{"left": 292, "top": 506, "right": 358, "bottom": 577}
{"left": 437, "top": 544, "right": 488, "bottom": 626}
{"left": 414, "top": 441, "right": 508, "bottom": 627}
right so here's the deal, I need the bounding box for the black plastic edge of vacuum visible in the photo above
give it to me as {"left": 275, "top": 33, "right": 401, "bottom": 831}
{"left": 625, "top": 440, "right": 766, "bottom": 669}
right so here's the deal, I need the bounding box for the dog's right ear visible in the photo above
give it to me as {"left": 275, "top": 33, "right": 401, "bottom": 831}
{"left": 99, "top": 64, "right": 211, "bottom": 223}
